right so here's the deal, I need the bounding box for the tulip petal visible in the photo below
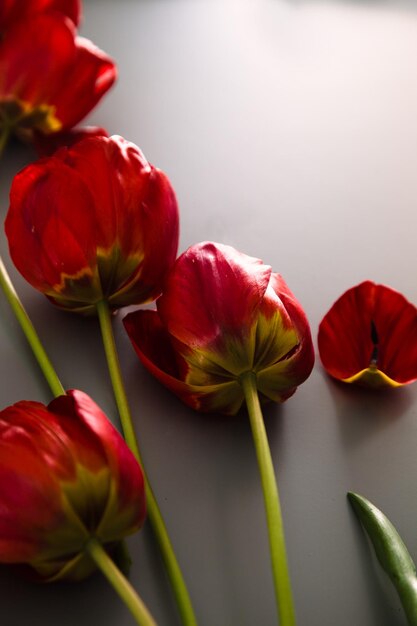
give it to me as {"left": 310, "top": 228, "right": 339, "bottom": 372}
{"left": 343, "top": 366, "right": 403, "bottom": 388}
{"left": 0, "top": 15, "right": 76, "bottom": 122}
{"left": 51, "top": 36, "right": 116, "bottom": 131}
{"left": 6, "top": 157, "right": 100, "bottom": 298}
{"left": 0, "top": 403, "right": 74, "bottom": 562}
{"left": 51, "top": 391, "right": 146, "bottom": 532}
{"left": 56, "top": 135, "right": 178, "bottom": 304}
{"left": 158, "top": 242, "right": 272, "bottom": 374}
{"left": 0, "top": 16, "right": 115, "bottom": 137}
{"left": 124, "top": 310, "right": 244, "bottom": 414}
{"left": 254, "top": 282, "right": 299, "bottom": 371}
{"left": 318, "top": 281, "right": 417, "bottom": 386}
{"left": 0, "top": 0, "right": 80, "bottom": 31}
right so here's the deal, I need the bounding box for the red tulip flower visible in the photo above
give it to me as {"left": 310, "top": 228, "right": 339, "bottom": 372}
{"left": 0, "top": 0, "right": 115, "bottom": 142}
{"left": 124, "top": 241, "right": 314, "bottom": 415}
{"left": 125, "top": 241, "right": 314, "bottom": 621}
{"left": 0, "top": 389, "right": 145, "bottom": 581}
{"left": 318, "top": 281, "right": 417, "bottom": 388}
{"left": 5, "top": 135, "right": 179, "bottom": 313}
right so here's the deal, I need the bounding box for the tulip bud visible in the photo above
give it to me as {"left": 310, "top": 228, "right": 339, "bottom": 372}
{"left": 0, "top": 390, "right": 145, "bottom": 581}
{"left": 318, "top": 281, "right": 417, "bottom": 388}
{"left": 124, "top": 241, "right": 314, "bottom": 415}
{"left": 5, "top": 135, "right": 179, "bottom": 313}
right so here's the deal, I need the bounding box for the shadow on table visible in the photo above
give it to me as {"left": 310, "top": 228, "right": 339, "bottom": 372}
{"left": 323, "top": 371, "right": 413, "bottom": 450}
{"left": 0, "top": 564, "right": 124, "bottom": 626}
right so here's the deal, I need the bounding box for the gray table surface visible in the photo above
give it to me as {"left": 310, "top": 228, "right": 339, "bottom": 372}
{"left": 1, "top": 0, "right": 417, "bottom": 624}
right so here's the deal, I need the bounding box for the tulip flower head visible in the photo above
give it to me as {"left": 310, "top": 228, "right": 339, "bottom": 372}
{"left": 5, "top": 135, "right": 179, "bottom": 313}
{"left": 124, "top": 242, "right": 314, "bottom": 415}
{"left": 0, "top": 0, "right": 115, "bottom": 141}
{"left": 0, "top": 390, "right": 145, "bottom": 581}
{"left": 318, "top": 281, "right": 417, "bottom": 388}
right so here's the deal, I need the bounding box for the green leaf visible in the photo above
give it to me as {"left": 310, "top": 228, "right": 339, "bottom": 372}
{"left": 348, "top": 492, "right": 417, "bottom": 626}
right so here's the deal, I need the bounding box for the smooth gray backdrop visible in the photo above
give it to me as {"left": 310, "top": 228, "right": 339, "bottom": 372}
{"left": 1, "top": 0, "right": 417, "bottom": 624}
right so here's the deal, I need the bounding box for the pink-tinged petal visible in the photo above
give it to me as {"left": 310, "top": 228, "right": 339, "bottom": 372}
{"left": 124, "top": 310, "right": 244, "bottom": 415}
{"left": 0, "top": 0, "right": 80, "bottom": 31}
{"left": 318, "top": 281, "right": 417, "bottom": 386}
{"left": 51, "top": 36, "right": 116, "bottom": 131}
{"left": 34, "top": 126, "right": 108, "bottom": 157}
{"left": 158, "top": 241, "right": 272, "bottom": 351}
{"left": 6, "top": 157, "right": 99, "bottom": 296}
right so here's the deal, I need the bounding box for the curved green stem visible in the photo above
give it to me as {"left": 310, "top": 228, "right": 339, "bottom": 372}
{"left": 96, "top": 299, "right": 197, "bottom": 626}
{"left": 240, "top": 371, "right": 296, "bottom": 626}
{"left": 85, "top": 538, "right": 158, "bottom": 626}
{"left": 0, "top": 257, "right": 65, "bottom": 397}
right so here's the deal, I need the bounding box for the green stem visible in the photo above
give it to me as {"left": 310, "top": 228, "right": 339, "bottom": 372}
{"left": 85, "top": 538, "right": 158, "bottom": 626}
{"left": 240, "top": 371, "right": 296, "bottom": 626}
{"left": 0, "top": 265, "right": 135, "bottom": 593}
{"left": 96, "top": 299, "right": 197, "bottom": 626}
{"left": 0, "top": 256, "right": 65, "bottom": 397}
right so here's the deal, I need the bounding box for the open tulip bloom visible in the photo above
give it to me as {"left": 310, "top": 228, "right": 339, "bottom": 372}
{"left": 0, "top": 0, "right": 116, "bottom": 152}
{"left": 4, "top": 134, "right": 197, "bottom": 625}
{"left": 0, "top": 389, "right": 158, "bottom": 626}
{"left": 124, "top": 241, "right": 315, "bottom": 625}
{"left": 318, "top": 281, "right": 417, "bottom": 388}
